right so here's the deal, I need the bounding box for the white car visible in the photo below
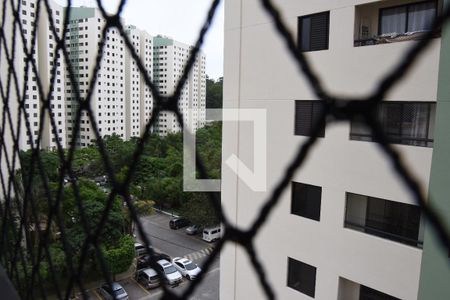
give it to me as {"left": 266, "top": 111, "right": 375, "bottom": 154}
{"left": 172, "top": 257, "right": 202, "bottom": 280}
{"left": 156, "top": 259, "right": 183, "bottom": 285}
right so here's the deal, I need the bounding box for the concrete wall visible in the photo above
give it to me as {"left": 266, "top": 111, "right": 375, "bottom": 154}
{"left": 222, "top": 0, "right": 440, "bottom": 299}
{"left": 418, "top": 0, "right": 450, "bottom": 298}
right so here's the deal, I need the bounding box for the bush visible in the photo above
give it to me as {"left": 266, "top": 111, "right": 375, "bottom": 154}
{"left": 135, "top": 199, "right": 155, "bottom": 216}
{"left": 102, "top": 235, "right": 135, "bottom": 276}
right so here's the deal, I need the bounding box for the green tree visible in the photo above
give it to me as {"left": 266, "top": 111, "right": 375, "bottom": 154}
{"left": 101, "top": 235, "right": 135, "bottom": 279}
{"left": 72, "top": 146, "right": 103, "bottom": 178}
{"left": 62, "top": 179, "right": 125, "bottom": 255}
{"left": 103, "top": 134, "right": 136, "bottom": 173}
{"left": 179, "top": 193, "right": 219, "bottom": 227}
{"left": 206, "top": 76, "right": 223, "bottom": 109}
{"left": 196, "top": 122, "right": 222, "bottom": 179}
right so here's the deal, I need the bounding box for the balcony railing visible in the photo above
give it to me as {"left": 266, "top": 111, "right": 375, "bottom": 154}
{"left": 354, "top": 31, "right": 440, "bottom": 47}
{"left": 350, "top": 132, "right": 434, "bottom": 147}
{"left": 345, "top": 221, "right": 423, "bottom": 248}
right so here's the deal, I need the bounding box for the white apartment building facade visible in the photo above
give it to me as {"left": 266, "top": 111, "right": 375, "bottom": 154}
{"left": 222, "top": 0, "right": 449, "bottom": 299}
{"left": 2, "top": 0, "right": 67, "bottom": 150}
{"left": 124, "top": 25, "right": 142, "bottom": 140}
{"left": 38, "top": 0, "right": 66, "bottom": 149}
{"left": 1, "top": 2, "right": 206, "bottom": 151}
{"left": 124, "top": 25, "right": 154, "bottom": 139}
{"left": 66, "top": 7, "right": 125, "bottom": 147}
{"left": 153, "top": 35, "right": 206, "bottom": 135}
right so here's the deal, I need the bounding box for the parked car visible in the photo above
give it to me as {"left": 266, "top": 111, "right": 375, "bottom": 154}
{"left": 98, "top": 282, "right": 129, "bottom": 300}
{"left": 169, "top": 217, "right": 190, "bottom": 229}
{"left": 202, "top": 226, "right": 222, "bottom": 242}
{"left": 172, "top": 257, "right": 201, "bottom": 280}
{"left": 134, "top": 242, "right": 153, "bottom": 257}
{"left": 154, "top": 251, "right": 172, "bottom": 262}
{"left": 137, "top": 255, "right": 152, "bottom": 270}
{"left": 135, "top": 268, "right": 160, "bottom": 289}
{"left": 137, "top": 252, "right": 172, "bottom": 269}
{"left": 155, "top": 259, "right": 183, "bottom": 285}
{"left": 185, "top": 224, "right": 202, "bottom": 235}
{"left": 94, "top": 175, "right": 108, "bottom": 186}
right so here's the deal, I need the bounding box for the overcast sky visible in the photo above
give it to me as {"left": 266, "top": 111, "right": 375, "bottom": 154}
{"left": 61, "top": 0, "right": 224, "bottom": 79}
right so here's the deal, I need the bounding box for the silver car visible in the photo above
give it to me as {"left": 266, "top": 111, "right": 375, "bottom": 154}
{"left": 156, "top": 259, "right": 183, "bottom": 285}
{"left": 185, "top": 224, "right": 202, "bottom": 235}
{"left": 98, "top": 282, "right": 129, "bottom": 300}
{"left": 135, "top": 268, "right": 160, "bottom": 289}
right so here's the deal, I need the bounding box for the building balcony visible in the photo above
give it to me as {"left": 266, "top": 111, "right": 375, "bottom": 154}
{"left": 338, "top": 277, "right": 401, "bottom": 300}
{"left": 345, "top": 192, "right": 424, "bottom": 248}
{"left": 354, "top": 0, "right": 442, "bottom": 47}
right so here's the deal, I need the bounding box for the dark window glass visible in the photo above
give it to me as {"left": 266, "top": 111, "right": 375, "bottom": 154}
{"left": 360, "top": 285, "right": 401, "bottom": 300}
{"left": 298, "top": 11, "right": 330, "bottom": 51}
{"left": 379, "top": 1, "right": 437, "bottom": 35}
{"left": 345, "top": 193, "right": 422, "bottom": 247}
{"left": 366, "top": 197, "right": 421, "bottom": 246}
{"left": 350, "top": 102, "right": 435, "bottom": 147}
{"left": 294, "top": 100, "right": 325, "bottom": 137}
{"left": 291, "top": 182, "right": 321, "bottom": 221}
{"left": 287, "top": 257, "right": 316, "bottom": 298}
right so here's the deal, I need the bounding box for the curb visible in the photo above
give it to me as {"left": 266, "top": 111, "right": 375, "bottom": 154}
{"left": 154, "top": 208, "right": 180, "bottom": 218}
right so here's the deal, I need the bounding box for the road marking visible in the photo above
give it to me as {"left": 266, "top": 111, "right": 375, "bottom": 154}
{"left": 184, "top": 246, "right": 215, "bottom": 262}
{"left": 92, "top": 289, "right": 102, "bottom": 300}
{"left": 132, "top": 277, "right": 151, "bottom": 295}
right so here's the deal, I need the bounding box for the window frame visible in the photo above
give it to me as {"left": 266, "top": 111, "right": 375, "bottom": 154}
{"left": 298, "top": 11, "right": 330, "bottom": 52}
{"left": 291, "top": 182, "right": 322, "bottom": 221}
{"left": 360, "top": 284, "right": 401, "bottom": 300}
{"left": 294, "top": 100, "right": 326, "bottom": 137}
{"left": 378, "top": 0, "right": 438, "bottom": 35}
{"left": 349, "top": 101, "right": 435, "bottom": 147}
{"left": 287, "top": 257, "right": 317, "bottom": 298}
{"left": 344, "top": 192, "right": 423, "bottom": 248}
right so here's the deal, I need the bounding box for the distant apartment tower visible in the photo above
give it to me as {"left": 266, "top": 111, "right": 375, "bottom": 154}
{"left": 152, "top": 35, "right": 206, "bottom": 135}
{"left": 1, "top": 2, "right": 206, "bottom": 151}
{"left": 124, "top": 25, "right": 154, "bottom": 139}
{"left": 4, "top": 0, "right": 67, "bottom": 150}
{"left": 139, "top": 30, "right": 154, "bottom": 136}
{"left": 66, "top": 7, "right": 125, "bottom": 147}
{"left": 222, "top": 0, "right": 450, "bottom": 300}
{"left": 38, "top": 0, "right": 67, "bottom": 149}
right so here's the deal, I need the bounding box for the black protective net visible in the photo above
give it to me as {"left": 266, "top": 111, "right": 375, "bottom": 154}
{"left": 0, "top": 0, "right": 449, "bottom": 299}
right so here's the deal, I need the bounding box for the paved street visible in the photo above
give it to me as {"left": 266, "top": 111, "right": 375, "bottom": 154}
{"left": 84, "top": 212, "right": 220, "bottom": 300}
{"left": 136, "top": 212, "right": 215, "bottom": 259}
{"left": 136, "top": 212, "right": 220, "bottom": 300}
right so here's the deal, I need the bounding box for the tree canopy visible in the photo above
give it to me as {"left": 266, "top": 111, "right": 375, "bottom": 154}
{"left": 14, "top": 120, "right": 222, "bottom": 293}
{"left": 206, "top": 76, "right": 223, "bottom": 109}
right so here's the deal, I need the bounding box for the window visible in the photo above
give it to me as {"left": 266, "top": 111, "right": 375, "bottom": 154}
{"left": 339, "top": 278, "right": 400, "bottom": 300}
{"left": 360, "top": 285, "right": 400, "bottom": 300}
{"left": 298, "top": 11, "right": 330, "bottom": 51}
{"left": 345, "top": 193, "right": 423, "bottom": 247}
{"left": 294, "top": 100, "right": 325, "bottom": 137}
{"left": 287, "top": 257, "right": 316, "bottom": 298}
{"left": 291, "top": 182, "right": 321, "bottom": 221}
{"left": 350, "top": 101, "right": 435, "bottom": 147}
{"left": 379, "top": 1, "right": 437, "bottom": 35}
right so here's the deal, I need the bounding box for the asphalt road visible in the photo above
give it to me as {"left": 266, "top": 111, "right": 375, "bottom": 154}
{"left": 84, "top": 212, "right": 220, "bottom": 300}
{"left": 136, "top": 212, "right": 213, "bottom": 258}
{"left": 133, "top": 212, "right": 220, "bottom": 300}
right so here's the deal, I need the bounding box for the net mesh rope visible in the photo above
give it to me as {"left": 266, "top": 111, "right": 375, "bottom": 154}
{"left": 0, "top": 0, "right": 449, "bottom": 299}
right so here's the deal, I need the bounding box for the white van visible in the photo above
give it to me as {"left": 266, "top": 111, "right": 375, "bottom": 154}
{"left": 202, "top": 226, "right": 222, "bottom": 242}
